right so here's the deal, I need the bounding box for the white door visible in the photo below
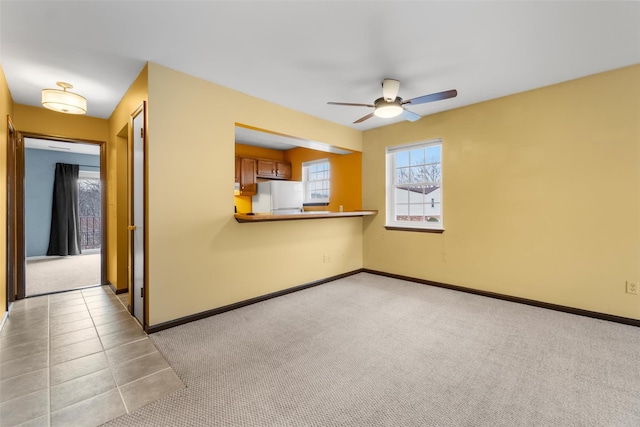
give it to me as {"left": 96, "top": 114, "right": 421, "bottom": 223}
{"left": 131, "top": 106, "right": 145, "bottom": 325}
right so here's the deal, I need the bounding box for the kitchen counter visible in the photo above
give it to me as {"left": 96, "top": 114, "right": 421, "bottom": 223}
{"left": 234, "top": 210, "right": 378, "bottom": 223}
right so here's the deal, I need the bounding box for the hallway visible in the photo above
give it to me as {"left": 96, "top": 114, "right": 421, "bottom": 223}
{"left": 0, "top": 286, "right": 183, "bottom": 426}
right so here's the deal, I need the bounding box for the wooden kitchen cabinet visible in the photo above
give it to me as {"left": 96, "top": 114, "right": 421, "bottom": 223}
{"left": 237, "top": 157, "right": 257, "bottom": 196}
{"left": 276, "top": 161, "right": 291, "bottom": 179}
{"left": 256, "top": 159, "right": 292, "bottom": 180}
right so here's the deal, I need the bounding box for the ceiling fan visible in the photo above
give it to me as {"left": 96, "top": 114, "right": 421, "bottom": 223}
{"left": 327, "top": 79, "right": 457, "bottom": 124}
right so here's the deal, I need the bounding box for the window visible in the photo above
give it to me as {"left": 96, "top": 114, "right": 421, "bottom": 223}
{"left": 78, "top": 169, "right": 101, "bottom": 250}
{"left": 302, "top": 159, "right": 330, "bottom": 205}
{"left": 386, "top": 139, "right": 443, "bottom": 231}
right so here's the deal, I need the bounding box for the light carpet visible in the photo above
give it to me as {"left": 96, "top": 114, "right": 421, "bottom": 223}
{"left": 26, "top": 253, "right": 101, "bottom": 296}
{"left": 105, "top": 273, "right": 640, "bottom": 426}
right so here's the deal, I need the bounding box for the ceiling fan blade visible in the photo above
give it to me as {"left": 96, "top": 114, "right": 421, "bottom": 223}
{"left": 382, "top": 79, "right": 400, "bottom": 102}
{"left": 353, "top": 112, "right": 375, "bottom": 124}
{"left": 401, "top": 109, "right": 422, "bottom": 122}
{"left": 403, "top": 89, "right": 458, "bottom": 106}
{"left": 328, "top": 102, "right": 375, "bottom": 108}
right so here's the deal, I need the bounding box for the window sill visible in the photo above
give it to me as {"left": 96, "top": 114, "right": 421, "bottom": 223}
{"left": 384, "top": 226, "right": 444, "bottom": 234}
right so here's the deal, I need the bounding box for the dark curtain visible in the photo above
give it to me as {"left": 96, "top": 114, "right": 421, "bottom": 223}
{"left": 47, "top": 163, "right": 82, "bottom": 256}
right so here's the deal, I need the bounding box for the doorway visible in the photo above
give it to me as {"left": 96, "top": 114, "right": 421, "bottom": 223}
{"left": 17, "top": 136, "right": 107, "bottom": 298}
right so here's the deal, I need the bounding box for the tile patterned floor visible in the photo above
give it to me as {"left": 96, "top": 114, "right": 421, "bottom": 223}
{"left": 0, "top": 287, "right": 184, "bottom": 427}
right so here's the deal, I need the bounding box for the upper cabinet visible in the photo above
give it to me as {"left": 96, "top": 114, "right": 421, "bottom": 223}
{"left": 256, "top": 159, "right": 291, "bottom": 180}
{"left": 235, "top": 157, "right": 291, "bottom": 196}
{"left": 236, "top": 157, "right": 257, "bottom": 196}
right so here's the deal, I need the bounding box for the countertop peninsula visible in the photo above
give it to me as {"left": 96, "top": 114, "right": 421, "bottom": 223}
{"left": 234, "top": 210, "right": 378, "bottom": 223}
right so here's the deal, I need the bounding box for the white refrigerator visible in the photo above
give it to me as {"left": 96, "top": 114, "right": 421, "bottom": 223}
{"left": 252, "top": 181, "right": 304, "bottom": 214}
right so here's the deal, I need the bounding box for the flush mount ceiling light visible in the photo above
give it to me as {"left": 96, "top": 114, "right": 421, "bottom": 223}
{"left": 41, "top": 82, "right": 87, "bottom": 115}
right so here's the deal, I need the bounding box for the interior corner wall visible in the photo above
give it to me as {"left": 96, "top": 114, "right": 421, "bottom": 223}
{"left": 0, "top": 64, "right": 14, "bottom": 312}
{"left": 107, "top": 63, "right": 148, "bottom": 292}
{"left": 146, "top": 62, "right": 362, "bottom": 326}
{"left": 362, "top": 64, "right": 640, "bottom": 320}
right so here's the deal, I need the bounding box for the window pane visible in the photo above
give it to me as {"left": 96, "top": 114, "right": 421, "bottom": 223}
{"left": 396, "top": 151, "right": 409, "bottom": 168}
{"left": 408, "top": 204, "right": 424, "bottom": 220}
{"left": 409, "top": 167, "right": 425, "bottom": 183}
{"left": 410, "top": 148, "right": 425, "bottom": 166}
{"left": 395, "top": 202, "right": 408, "bottom": 221}
{"left": 407, "top": 186, "right": 425, "bottom": 203}
{"left": 426, "top": 145, "right": 441, "bottom": 162}
{"left": 396, "top": 167, "right": 409, "bottom": 184}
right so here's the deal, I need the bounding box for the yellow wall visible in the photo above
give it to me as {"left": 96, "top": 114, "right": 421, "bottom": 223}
{"left": 107, "top": 64, "right": 148, "bottom": 292}
{"left": 12, "top": 104, "right": 108, "bottom": 141}
{"left": 0, "top": 65, "right": 13, "bottom": 313}
{"left": 362, "top": 64, "right": 640, "bottom": 320}
{"left": 146, "top": 62, "right": 362, "bottom": 326}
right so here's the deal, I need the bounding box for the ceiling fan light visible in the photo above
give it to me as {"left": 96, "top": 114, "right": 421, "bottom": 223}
{"left": 374, "top": 103, "right": 403, "bottom": 118}
{"left": 41, "top": 82, "right": 87, "bottom": 115}
{"left": 382, "top": 79, "right": 400, "bottom": 102}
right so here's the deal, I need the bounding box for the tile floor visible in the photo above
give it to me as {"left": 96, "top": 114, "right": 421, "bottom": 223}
{"left": 0, "top": 286, "right": 184, "bottom": 427}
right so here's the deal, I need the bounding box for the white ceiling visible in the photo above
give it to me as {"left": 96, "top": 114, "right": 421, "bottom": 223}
{"left": 1, "top": 1, "right": 639, "bottom": 132}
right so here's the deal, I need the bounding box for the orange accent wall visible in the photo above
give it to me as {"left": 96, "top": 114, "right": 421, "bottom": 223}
{"left": 284, "top": 148, "right": 362, "bottom": 212}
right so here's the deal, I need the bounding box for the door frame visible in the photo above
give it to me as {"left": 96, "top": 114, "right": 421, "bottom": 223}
{"left": 10, "top": 131, "right": 107, "bottom": 300}
{"left": 6, "top": 116, "right": 23, "bottom": 306}
{"left": 128, "top": 102, "right": 148, "bottom": 329}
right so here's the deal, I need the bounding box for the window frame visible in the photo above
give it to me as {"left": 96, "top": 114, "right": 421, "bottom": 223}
{"left": 78, "top": 169, "right": 100, "bottom": 180}
{"left": 385, "top": 139, "right": 444, "bottom": 232}
{"left": 302, "top": 159, "right": 330, "bottom": 205}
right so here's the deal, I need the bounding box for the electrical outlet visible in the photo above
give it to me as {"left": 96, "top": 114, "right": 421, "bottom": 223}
{"left": 626, "top": 281, "right": 638, "bottom": 295}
